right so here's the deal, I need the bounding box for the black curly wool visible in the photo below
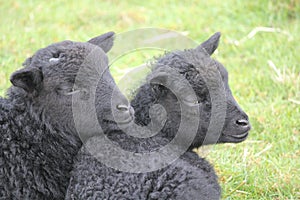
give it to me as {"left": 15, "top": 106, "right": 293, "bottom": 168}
{"left": 66, "top": 143, "right": 220, "bottom": 200}
{"left": 0, "top": 93, "right": 81, "bottom": 199}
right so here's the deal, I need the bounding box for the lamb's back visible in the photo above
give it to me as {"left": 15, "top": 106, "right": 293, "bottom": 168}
{"left": 66, "top": 144, "right": 220, "bottom": 200}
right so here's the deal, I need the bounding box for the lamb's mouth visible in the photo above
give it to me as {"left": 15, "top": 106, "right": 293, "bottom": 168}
{"left": 116, "top": 117, "right": 134, "bottom": 125}
{"left": 223, "top": 131, "right": 249, "bottom": 141}
{"left": 103, "top": 117, "right": 134, "bottom": 126}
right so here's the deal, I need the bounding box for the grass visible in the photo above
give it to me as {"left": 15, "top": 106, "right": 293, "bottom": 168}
{"left": 1, "top": 0, "right": 299, "bottom": 199}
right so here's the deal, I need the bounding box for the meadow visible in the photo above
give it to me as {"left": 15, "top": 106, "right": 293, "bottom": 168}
{"left": 0, "top": 0, "right": 299, "bottom": 199}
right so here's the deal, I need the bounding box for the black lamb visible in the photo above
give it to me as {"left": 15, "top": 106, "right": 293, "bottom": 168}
{"left": 0, "top": 32, "right": 134, "bottom": 199}
{"left": 65, "top": 32, "right": 251, "bottom": 200}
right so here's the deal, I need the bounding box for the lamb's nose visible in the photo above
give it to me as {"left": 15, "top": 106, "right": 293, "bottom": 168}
{"left": 236, "top": 119, "right": 249, "bottom": 127}
{"left": 116, "top": 104, "right": 135, "bottom": 115}
{"left": 116, "top": 104, "right": 129, "bottom": 112}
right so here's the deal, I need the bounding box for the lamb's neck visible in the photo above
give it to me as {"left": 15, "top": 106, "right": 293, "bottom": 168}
{"left": 5, "top": 101, "right": 80, "bottom": 199}
{"left": 104, "top": 128, "right": 170, "bottom": 153}
{"left": 7, "top": 89, "right": 82, "bottom": 152}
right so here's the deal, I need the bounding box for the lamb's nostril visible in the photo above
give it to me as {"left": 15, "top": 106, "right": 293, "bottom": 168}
{"left": 116, "top": 104, "right": 129, "bottom": 112}
{"left": 236, "top": 119, "right": 249, "bottom": 126}
{"left": 129, "top": 106, "right": 135, "bottom": 116}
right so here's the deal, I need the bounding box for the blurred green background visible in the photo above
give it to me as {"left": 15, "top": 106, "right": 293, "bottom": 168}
{"left": 0, "top": 0, "right": 299, "bottom": 199}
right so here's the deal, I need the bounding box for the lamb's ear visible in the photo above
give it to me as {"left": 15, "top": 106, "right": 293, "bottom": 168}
{"left": 197, "top": 32, "right": 221, "bottom": 55}
{"left": 150, "top": 72, "right": 169, "bottom": 97}
{"left": 88, "top": 31, "right": 115, "bottom": 53}
{"left": 22, "top": 57, "right": 32, "bottom": 67}
{"left": 10, "top": 67, "right": 43, "bottom": 93}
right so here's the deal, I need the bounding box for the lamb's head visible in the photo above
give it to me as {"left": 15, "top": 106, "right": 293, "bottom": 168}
{"left": 9, "top": 32, "right": 133, "bottom": 139}
{"left": 133, "top": 32, "right": 251, "bottom": 149}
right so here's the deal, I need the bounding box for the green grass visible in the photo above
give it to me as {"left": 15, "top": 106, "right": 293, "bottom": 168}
{"left": 1, "top": 0, "right": 299, "bottom": 199}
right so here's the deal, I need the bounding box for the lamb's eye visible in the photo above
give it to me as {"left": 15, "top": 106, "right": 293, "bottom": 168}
{"left": 182, "top": 96, "right": 201, "bottom": 107}
{"left": 56, "top": 85, "right": 80, "bottom": 96}
{"left": 151, "top": 84, "right": 164, "bottom": 94}
{"left": 65, "top": 88, "right": 80, "bottom": 95}
{"left": 193, "top": 100, "right": 200, "bottom": 104}
{"left": 53, "top": 52, "right": 60, "bottom": 58}
{"left": 189, "top": 100, "right": 200, "bottom": 106}
{"left": 49, "top": 52, "right": 61, "bottom": 63}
